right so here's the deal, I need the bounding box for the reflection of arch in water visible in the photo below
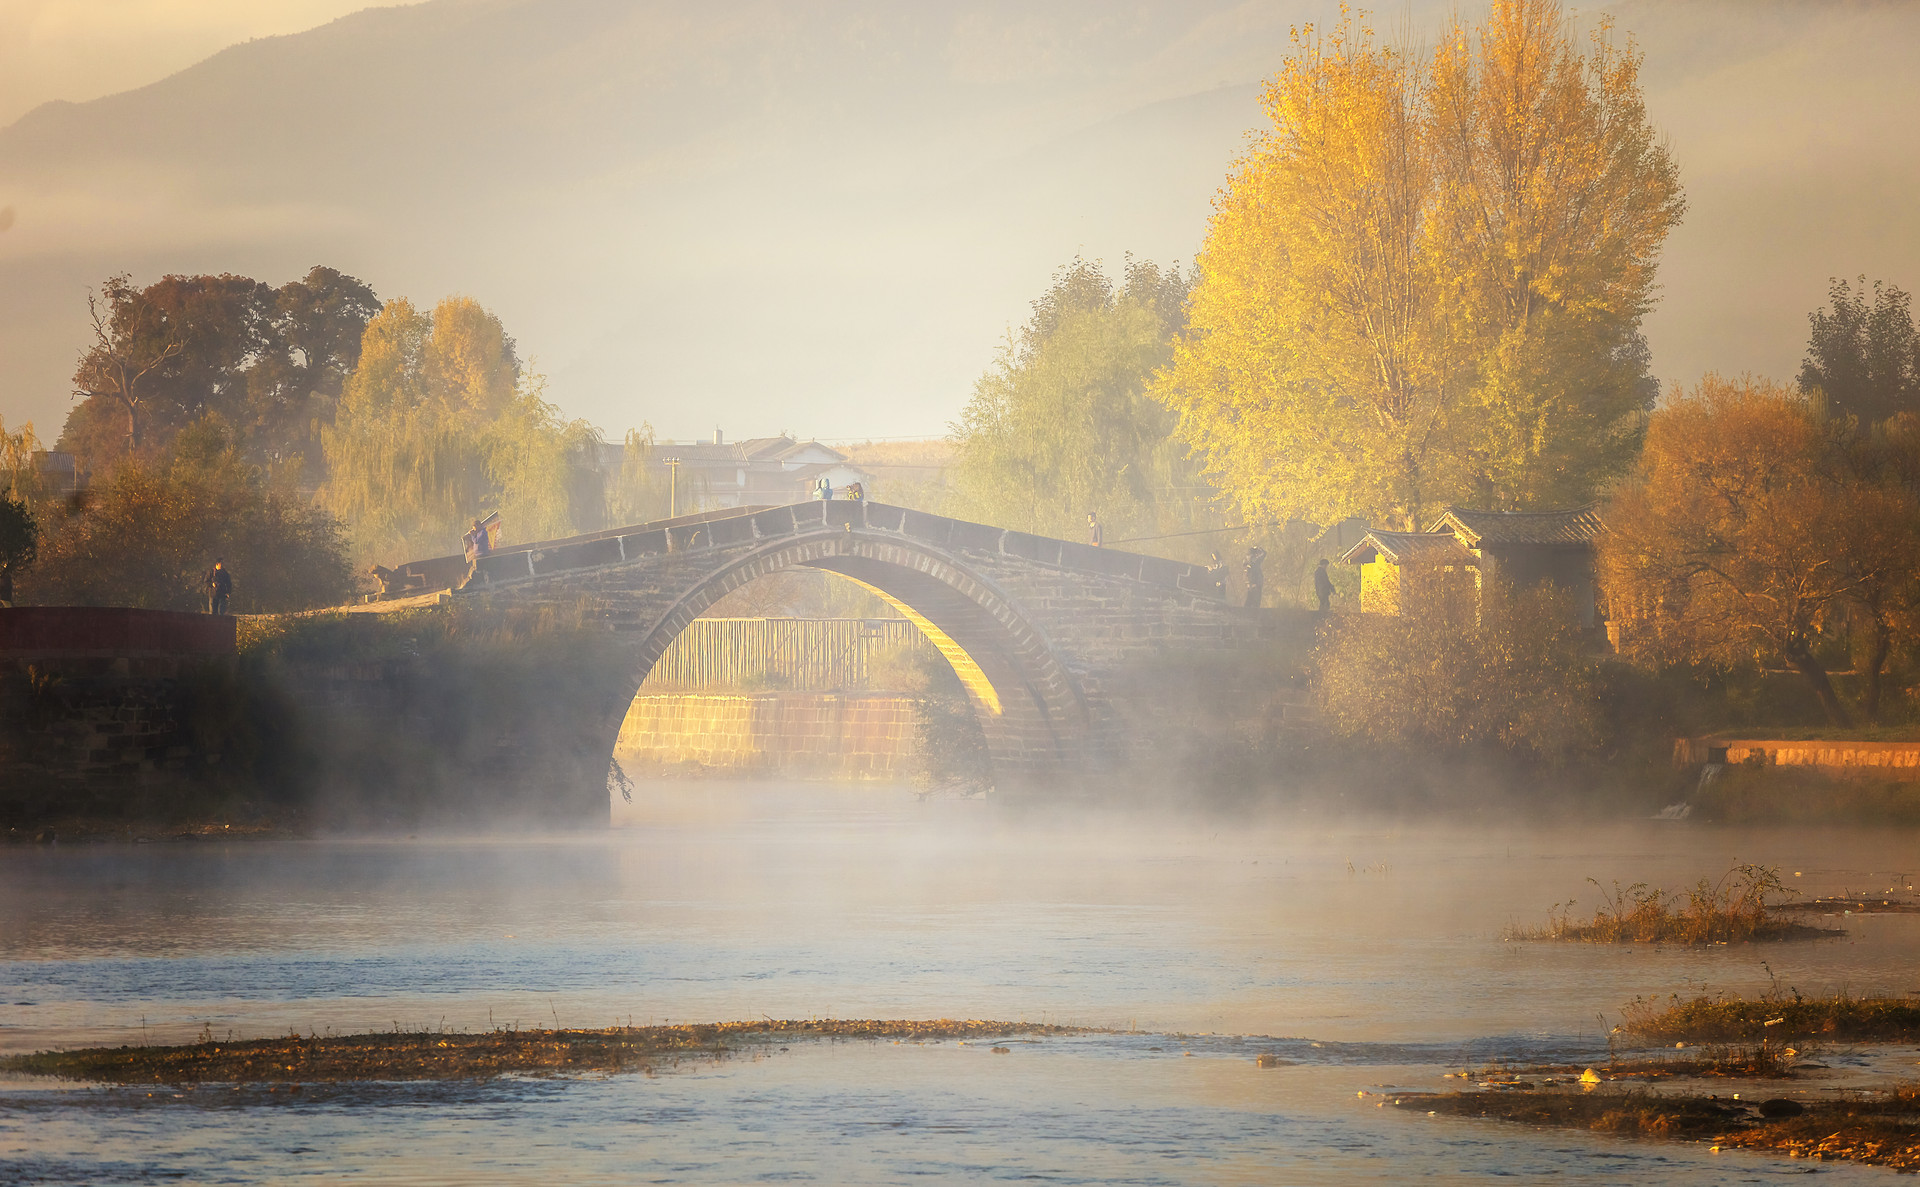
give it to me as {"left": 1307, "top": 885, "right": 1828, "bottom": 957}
{"left": 626, "top": 534, "right": 1089, "bottom": 777}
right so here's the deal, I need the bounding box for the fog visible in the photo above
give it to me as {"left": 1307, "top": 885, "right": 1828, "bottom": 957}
{"left": 2, "top": 0, "right": 1917, "bottom": 444}
{"left": 8, "top": 786, "right": 1920, "bottom": 1180}
{"left": 5, "top": 5, "right": 1920, "bottom": 1178}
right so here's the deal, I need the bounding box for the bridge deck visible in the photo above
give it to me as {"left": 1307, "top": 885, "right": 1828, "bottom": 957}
{"left": 346, "top": 502, "right": 1217, "bottom": 611}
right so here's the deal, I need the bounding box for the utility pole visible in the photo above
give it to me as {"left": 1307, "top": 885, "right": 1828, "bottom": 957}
{"left": 664, "top": 456, "right": 681, "bottom": 518}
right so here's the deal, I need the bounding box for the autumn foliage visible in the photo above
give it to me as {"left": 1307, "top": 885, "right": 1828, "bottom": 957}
{"left": 21, "top": 420, "right": 353, "bottom": 613}
{"left": 320, "top": 296, "right": 603, "bottom": 565}
{"left": 1315, "top": 579, "right": 1603, "bottom": 762}
{"left": 1158, "top": 0, "right": 1683, "bottom": 531}
{"left": 1600, "top": 377, "right": 1920, "bottom": 724}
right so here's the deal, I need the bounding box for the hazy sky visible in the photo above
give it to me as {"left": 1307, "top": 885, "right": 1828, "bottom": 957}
{"left": 2, "top": 0, "right": 1917, "bottom": 448}
{"left": 0, "top": 0, "right": 386, "bottom": 126}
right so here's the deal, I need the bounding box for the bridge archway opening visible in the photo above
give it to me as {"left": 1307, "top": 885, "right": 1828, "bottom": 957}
{"left": 618, "top": 535, "right": 1088, "bottom": 784}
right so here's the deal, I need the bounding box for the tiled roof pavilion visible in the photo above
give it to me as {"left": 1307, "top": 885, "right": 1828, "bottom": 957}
{"left": 1428, "top": 504, "right": 1604, "bottom": 547}
{"left": 1339, "top": 530, "right": 1470, "bottom": 567}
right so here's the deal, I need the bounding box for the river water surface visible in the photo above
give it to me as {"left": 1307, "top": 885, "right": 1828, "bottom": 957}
{"left": 4, "top": 783, "right": 1918, "bottom": 1183}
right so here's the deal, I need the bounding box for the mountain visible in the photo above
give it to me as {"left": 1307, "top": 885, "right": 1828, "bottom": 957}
{"left": 1, "top": 0, "right": 1917, "bottom": 442}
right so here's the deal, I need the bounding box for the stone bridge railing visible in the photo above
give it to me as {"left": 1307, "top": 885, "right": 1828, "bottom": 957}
{"left": 456, "top": 501, "right": 1219, "bottom": 600}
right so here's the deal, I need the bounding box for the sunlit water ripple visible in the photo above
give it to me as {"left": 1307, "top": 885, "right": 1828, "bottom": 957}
{"left": 2, "top": 782, "right": 1914, "bottom": 1183}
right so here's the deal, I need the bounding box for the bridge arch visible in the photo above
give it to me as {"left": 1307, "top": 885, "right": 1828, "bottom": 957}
{"left": 626, "top": 531, "right": 1090, "bottom": 781}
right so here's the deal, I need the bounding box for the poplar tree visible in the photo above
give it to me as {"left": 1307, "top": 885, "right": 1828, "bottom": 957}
{"left": 1157, "top": 0, "right": 1684, "bottom": 530}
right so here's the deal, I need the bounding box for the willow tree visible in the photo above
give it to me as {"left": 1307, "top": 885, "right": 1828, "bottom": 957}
{"left": 605, "top": 426, "right": 672, "bottom": 526}
{"left": 948, "top": 257, "right": 1211, "bottom": 548}
{"left": 322, "top": 296, "right": 600, "bottom": 564}
{"left": 1157, "top": 0, "right": 1684, "bottom": 530}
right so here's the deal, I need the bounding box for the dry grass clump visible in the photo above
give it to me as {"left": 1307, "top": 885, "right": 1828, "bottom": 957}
{"left": 1508, "top": 863, "right": 1841, "bottom": 944}
{"left": 0, "top": 1019, "right": 1091, "bottom": 1084}
{"left": 1490, "top": 1044, "right": 1799, "bottom": 1082}
{"left": 1390, "top": 1086, "right": 1920, "bottom": 1172}
{"left": 1621, "top": 992, "right": 1920, "bottom": 1045}
{"left": 1390, "top": 1090, "right": 1743, "bottom": 1138}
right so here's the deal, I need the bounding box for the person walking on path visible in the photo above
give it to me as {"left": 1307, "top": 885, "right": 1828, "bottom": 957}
{"left": 1313, "top": 558, "right": 1335, "bottom": 613}
{"left": 1243, "top": 546, "right": 1267, "bottom": 609}
{"left": 1206, "top": 551, "right": 1227, "bottom": 600}
{"left": 205, "top": 558, "right": 232, "bottom": 615}
{"left": 1087, "top": 512, "right": 1103, "bottom": 547}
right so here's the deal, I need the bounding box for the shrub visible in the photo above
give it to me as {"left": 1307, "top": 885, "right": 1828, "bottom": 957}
{"left": 21, "top": 419, "right": 353, "bottom": 612}
{"left": 1314, "top": 580, "right": 1602, "bottom": 763}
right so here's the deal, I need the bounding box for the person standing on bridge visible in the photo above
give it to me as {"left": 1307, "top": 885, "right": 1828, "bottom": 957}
{"left": 464, "top": 518, "right": 492, "bottom": 562}
{"left": 1087, "top": 511, "right": 1103, "bottom": 547}
{"left": 1206, "top": 551, "right": 1227, "bottom": 600}
{"left": 460, "top": 517, "right": 493, "bottom": 590}
{"left": 1243, "top": 546, "right": 1267, "bottom": 609}
{"left": 204, "top": 558, "right": 232, "bottom": 615}
{"left": 1313, "top": 558, "right": 1335, "bottom": 613}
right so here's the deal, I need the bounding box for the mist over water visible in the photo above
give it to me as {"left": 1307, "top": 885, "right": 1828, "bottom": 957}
{"left": 3, "top": 783, "right": 1917, "bottom": 1181}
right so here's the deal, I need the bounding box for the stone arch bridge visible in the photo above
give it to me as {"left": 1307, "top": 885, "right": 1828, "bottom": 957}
{"left": 340, "top": 502, "right": 1279, "bottom": 821}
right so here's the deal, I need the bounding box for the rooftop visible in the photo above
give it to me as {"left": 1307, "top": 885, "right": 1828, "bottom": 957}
{"left": 1428, "top": 504, "right": 1604, "bottom": 547}
{"left": 1340, "top": 530, "right": 1472, "bottom": 566}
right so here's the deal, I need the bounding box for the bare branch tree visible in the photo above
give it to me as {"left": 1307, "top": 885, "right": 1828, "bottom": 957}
{"left": 71, "top": 276, "right": 183, "bottom": 453}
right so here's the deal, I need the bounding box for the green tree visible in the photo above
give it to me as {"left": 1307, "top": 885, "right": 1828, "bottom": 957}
{"left": 1835, "top": 414, "right": 1920, "bottom": 718}
{"left": 605, "top": 427, "right": 672, "bottom": 526}
{"left": 21, "top": 419, "right": 353, "bottom": 612}
{"left": 947, "top": 257, "right": 1212, "bottom": 547}
{"left": 0, "top": 487, "right": 38, "bottom": 606}
{"left": 321, "top": 296, "right": 602, "bottom": 564}
{"left": 1157, "top": 0, "right": 1683, "bottom": 530}
{"left": 1799, "top": 277, "right": 1920, "bottom": 426}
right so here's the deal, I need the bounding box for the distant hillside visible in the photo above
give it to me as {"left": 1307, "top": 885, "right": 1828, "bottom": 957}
{"left": 0, "top": 0, "right": 1282, "bottom": 442}
{"left": 1, "top": 0, "right": 1917, "bottom": 448}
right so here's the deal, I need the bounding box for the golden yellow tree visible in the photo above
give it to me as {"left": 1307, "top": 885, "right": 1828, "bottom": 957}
{"left": 1158, "top": 0, "right": 1684, "bottom": 530}
{"left": 322, "top": 296, "right": 599, "bottom": 564}
{"left": 0, "top": 414, "right": 43, "bottom": 500}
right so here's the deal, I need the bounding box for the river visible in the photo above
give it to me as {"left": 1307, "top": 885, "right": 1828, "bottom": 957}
{"left": 3, "top": 783, "right": 1915, "bottom": 1183}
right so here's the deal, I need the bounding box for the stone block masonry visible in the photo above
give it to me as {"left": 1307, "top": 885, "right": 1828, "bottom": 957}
{"left": 1675, "top": 737, "right": 1920, "bottom": 779}
{"left": 0, "top": 608, "right": 241, "bottom": 825}
{"left": 618, "top": 692, "right": 921, "bottom": 780}
{"left": 342, "top": 500, "right": 1320, "bottom": 813}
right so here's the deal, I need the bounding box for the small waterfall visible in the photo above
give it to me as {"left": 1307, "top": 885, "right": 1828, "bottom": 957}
{"left": 1654, "top": 762, "right": 1720, "bottom": 820}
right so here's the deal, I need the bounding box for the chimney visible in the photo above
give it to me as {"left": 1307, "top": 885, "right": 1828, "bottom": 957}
{"left": 714, "top": 428, "right": 724, "bottom": 445}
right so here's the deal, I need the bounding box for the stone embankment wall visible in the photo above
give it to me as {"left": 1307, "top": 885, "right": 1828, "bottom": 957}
{"left": 617, "top": 692, "right": 920, "bottom": 780}
{"left": 0, "top": 608, "right": 238, "bottom": 824}
{"left": 1676, "top": 737, "right": 1920, "bottom": 779}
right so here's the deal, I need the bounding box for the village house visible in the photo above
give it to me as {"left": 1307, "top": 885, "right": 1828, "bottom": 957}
{"left": 1340, "top": 505, "right": 1605, "bottom": 626}
{"left": 597, "top": 431, "right": 873, "bottom": 511}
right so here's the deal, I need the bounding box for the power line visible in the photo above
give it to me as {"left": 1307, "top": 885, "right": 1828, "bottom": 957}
{"left": 1109, "top": 522, "right": 1282, "bottom": 544}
